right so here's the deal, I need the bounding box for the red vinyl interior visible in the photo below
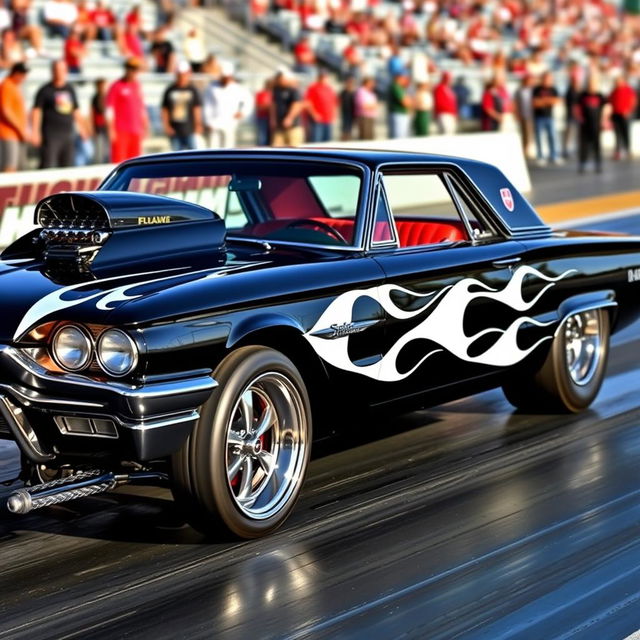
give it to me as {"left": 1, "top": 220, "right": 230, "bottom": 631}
{"left": 243, "top": 217, "right": 467, "bottom": 247}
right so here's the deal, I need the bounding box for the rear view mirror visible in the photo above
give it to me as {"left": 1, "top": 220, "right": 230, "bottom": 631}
{"left": 229, "top": 177, "right": 262, "bottom": 192}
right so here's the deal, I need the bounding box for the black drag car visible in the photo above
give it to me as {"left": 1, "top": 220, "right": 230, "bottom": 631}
{"left": 0, "top": 149, "right": 638, "bottom": 538}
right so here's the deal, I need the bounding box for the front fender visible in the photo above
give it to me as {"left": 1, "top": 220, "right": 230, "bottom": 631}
{"left": 227, "top": 312, "right": 306, "bottom": 348}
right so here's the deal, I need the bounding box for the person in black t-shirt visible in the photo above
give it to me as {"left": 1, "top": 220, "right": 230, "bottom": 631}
{"left": 150, "top": 26, "right": 175, "bottom": 73}
{"left": 575, "top": 75, "right": 611, "bottom": 173}
{"left": 161, "top": 63, "right": 203, "bottom": 150}
{"left": 31, "top": 60, "right": 87, "bottom": 168}
{"left": 339, "top": 75, "right": 356, "bottom": 141}
{"left": 562, "top": 64, "right": 582, "bottom": 159}
{"left": 91, "top": 77, "right": 109, "bottom": 163}
{"left": 270, "top": 70, "right": 305, "bottom": 146}
{"left": 532, "top": 71, "right": 560, "bottom": 164}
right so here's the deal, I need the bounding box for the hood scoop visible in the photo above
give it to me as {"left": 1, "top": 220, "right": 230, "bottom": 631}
{"left": 4, "top": 191, "right": 227, "bottom": 280}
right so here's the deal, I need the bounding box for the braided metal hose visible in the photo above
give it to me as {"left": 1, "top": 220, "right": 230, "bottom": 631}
{"left": 6, "top": 471, "right": 118, "bottom": 515}
{"left": 25, "top": 469, "right": 105, "bottom": 493}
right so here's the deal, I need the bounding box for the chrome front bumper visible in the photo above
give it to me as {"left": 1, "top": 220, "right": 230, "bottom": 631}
{"left": 0, "top": 346, "right": 218, "bottom": 461}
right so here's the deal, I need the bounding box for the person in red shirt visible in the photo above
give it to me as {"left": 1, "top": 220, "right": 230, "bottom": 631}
{"left": 90, "top": 0, "right": 117, "bottom": 54}
{"left": 609, "top": 74, "right": 636, "bottom": 160}
{"left": 304, "top": 68, "right": 338, "bottom": 142}
{"left": 106, "top": 57, "right": 148, "bottom": 163}
{"left": 433, "top": 71, "right": 458, "bottom": 134}
{"left": 293, "top": 35, "right": 315, "bottom": 73}
{"left": 64, "top": 25, "right": 85, "bottom": 74}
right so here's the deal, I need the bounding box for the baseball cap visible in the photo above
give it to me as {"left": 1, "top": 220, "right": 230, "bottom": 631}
{"left": 10, "top": 62, "right": 29, "bottom": 75}
{"left": 177, "top": 60, "right": 191, "bottom": 74}
{"left": 125, "top": 57, "right": 142, "bottom": 70}
{"left": 220, "top": 60, "right": 235, "bottom": 77}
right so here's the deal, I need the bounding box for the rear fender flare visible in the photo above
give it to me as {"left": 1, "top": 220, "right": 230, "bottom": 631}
{"left": 555, "top": 290, "right": 618, "bottom": 336}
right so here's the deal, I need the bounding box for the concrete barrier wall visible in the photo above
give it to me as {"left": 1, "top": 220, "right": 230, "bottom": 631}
{"left": 0, "top": 164, "right": 114, "bottom": 247}
{"left": 0, "top": 132, "right": 530, "bottom": 247}
{"left": 313, "top": 131, "right": 532, "bottom": 195}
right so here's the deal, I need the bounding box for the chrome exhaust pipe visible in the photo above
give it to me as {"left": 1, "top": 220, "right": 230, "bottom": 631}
{"left": 6, "top": 469, "right": 168, "bottom": 515}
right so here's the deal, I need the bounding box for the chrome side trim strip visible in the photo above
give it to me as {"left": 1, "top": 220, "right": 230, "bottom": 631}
{"left": 1, "top": 346, "right": 218, "bottom": 399}
{"left": 117, "top": 410, "right": 200, "bottom": 431}
{"left": 0, "top": 384, "right": 105, "bottom": 408}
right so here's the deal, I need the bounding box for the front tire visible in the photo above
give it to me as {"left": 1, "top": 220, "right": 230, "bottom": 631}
{"left": 503, "top": 308, "right": 610, "bottom": 413}
{"left": 172, "top": 346, "right": 312, "bottom": 539}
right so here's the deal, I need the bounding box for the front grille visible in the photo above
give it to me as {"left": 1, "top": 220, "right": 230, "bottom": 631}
{"left": 37, "top": 194, "right": 110, "bottom": 230}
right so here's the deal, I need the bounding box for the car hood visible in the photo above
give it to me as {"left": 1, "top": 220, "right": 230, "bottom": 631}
{"left": 0, "top": 245, "right": 368, "bottom": 342}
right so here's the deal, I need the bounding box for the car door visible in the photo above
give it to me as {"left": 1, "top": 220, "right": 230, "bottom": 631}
{"left": 366, "top": 166, "right": 533, "bottom": 403}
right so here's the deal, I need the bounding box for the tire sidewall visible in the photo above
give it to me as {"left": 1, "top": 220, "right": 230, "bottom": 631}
{"left": 550, "top": 308, "right": 610, "bottom": 412}
{"left": 190, "top": 346, "right": 312, "bottom": 538}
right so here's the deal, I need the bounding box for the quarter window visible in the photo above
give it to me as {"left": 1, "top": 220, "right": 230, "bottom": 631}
{"left": 379, "top": 171, "right": 495, "bottom": 248}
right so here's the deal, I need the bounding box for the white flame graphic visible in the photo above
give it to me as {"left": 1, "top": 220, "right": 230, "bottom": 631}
{"left": 304, "top": 266, "right": 576, "bottom": 382}
{"left": 13, "top": 262, "right": 269, "bottom": 340}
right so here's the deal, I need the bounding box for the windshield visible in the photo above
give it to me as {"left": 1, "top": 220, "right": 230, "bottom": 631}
{"left": 101, "top": 160, "right": 364, "bottom": 247}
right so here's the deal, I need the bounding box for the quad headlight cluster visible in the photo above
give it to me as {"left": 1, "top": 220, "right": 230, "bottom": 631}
{"left": 51, "top": 325, "right": 138, "bottom": 377}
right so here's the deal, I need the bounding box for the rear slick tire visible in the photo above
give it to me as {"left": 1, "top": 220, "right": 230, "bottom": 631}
{"left": 503, "top": 308, "right": 610, "bottom": 413}
{"left": 171, "top": 346, "right": 312, "bottom": 539}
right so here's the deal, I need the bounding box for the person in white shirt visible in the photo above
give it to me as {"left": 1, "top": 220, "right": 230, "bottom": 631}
{"left": 43, "top": 0, "right": 77, "bottom": 38}
{"left": 203, "top": 62, "right": 252, "bottom": 148}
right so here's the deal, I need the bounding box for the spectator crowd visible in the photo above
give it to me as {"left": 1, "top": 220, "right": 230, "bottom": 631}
{"left": 0, "top": 0, "right": 637, "bottom": 174}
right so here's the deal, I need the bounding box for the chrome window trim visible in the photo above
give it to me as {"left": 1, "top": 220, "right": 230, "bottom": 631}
{"left": 368, "top": 178, "right": 399, "bottom": 251}
{"left": 372, "top": 161, "right": 513, "bottom": 239}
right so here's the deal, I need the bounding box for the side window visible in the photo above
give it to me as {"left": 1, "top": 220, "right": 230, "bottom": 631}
{"left": 380, "top": 171, "right": 497, "bottom": 248}
{"left": 382, "top": 173, "right": 461, "bottom": 221}
{"left": 372, "top": 189, "right": 394, "bottom": 244}
{"left": 446, "top": 176, "right": 497, "bottom": 241}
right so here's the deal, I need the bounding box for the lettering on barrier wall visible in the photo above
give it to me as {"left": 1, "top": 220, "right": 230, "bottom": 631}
{"left": 0, "top": 177, "right": 102, "bottom": 246}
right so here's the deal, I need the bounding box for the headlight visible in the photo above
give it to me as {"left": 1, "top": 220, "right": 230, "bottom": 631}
{"left": 97, "top": 329, "right": 138, "bottom": 377}
{"left": 52, "top": 325, "right": 92, "bottom": 371}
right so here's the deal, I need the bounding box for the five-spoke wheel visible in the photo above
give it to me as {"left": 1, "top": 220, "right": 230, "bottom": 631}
{"left": 171, "top": 347, "right": 312, "bottom": 539}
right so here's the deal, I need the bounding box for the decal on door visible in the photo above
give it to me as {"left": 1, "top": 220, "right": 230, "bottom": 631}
{"left": 303, "top": 265, "right": 576, "bottom": 382}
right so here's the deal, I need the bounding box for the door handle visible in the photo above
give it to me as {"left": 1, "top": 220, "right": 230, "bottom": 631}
{"left": 492, "top": 257, "right": 522, "bottom": 268}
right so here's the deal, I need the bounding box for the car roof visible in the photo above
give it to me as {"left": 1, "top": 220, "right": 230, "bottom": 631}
{"left": 119, "top": 147, "right": 492, "bottom": 172}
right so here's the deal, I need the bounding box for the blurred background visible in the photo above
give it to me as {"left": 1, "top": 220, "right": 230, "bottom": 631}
{"left": 0, "top": 0, "right": 637, "bottom": 172}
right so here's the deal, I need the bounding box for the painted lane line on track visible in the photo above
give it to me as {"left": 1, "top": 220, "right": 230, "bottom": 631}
{"left": 536, "top": 189, "right": 640, "bottom": 224}
{"left": 551, "top": 206, "right": 640, "bottom": 230}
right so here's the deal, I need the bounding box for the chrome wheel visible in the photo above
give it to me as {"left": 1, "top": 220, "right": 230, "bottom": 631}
{"left": 564, "top": 310, "right": 602, "bottom": 386}
{"left": 225, "top": 372, "right": 307, "bottom": 520}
